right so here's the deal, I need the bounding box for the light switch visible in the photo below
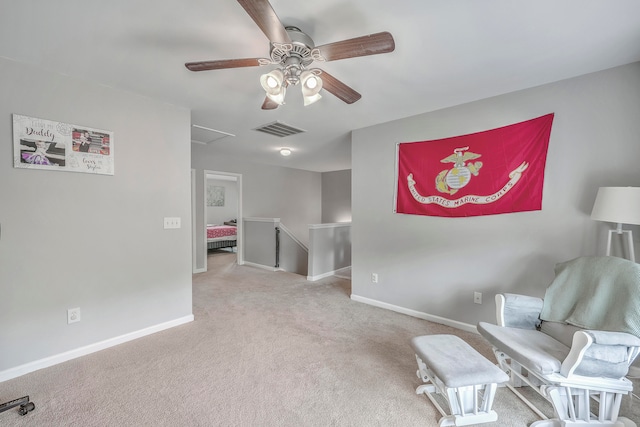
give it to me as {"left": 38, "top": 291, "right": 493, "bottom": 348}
{"left": 163, "top": 217, "right": 181, "bottom": 229}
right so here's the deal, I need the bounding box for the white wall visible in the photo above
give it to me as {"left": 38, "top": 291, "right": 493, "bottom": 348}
{"left": 191, "top": 144, "right": 322, "bottom": 271}
{"left": 206, "top": 178, "right": 238, "bottom": 225}
{"left": 0, "top": 58, "right": 193, "bottom": 375}
{"left": 352, "top": 62, "right": 640, "bottom": 327}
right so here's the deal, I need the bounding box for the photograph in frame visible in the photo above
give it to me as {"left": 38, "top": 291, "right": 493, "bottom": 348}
{"left": 13, "top": 114, "right": 114, "bottom": 175}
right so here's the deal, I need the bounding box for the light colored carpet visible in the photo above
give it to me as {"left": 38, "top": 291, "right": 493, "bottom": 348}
{"left": 1, "top": 251, "right": 638, "bottom": 426}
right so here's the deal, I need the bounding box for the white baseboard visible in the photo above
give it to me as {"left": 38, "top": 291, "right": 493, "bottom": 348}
{"left": 243, "top": 261, "right": 277, "bottom": 272}
{"left": 307, "top": 266, "right": 351, "bottom": 282}
{"left": 307, "top": 270, "right": 336, "bottom": 281}
{"left": 350, "top": 294, "right": 477, "bottom": 334}
{"left": 0, "top": 314, "right": 194, "bottom": 383}
{"left": 333, "top": 267, "right": 351, "bottom": 280}
{"left": 193, "top": 267, "right": 206, "bottom": 274}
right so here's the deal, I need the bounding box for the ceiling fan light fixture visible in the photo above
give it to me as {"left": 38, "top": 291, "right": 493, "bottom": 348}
{"left": 301, "top": 70, "right": 323, "bottom": 106}
{"left": 260, "top": 69, "right": 286, "bottom": 104}
{"left": 266, "top": 75, "right": 279, "bottom": 88}
{"left": 301, "top": 70, "right": 322, "bottom": 92}
{"left": 260, "top": 69, "right": 284, "bottom": 89}
{"left": 302, "top": 74, "right": 318, "bottom": 90}
{"left": 303, "top": 92, "right": 322, "bottom": 106}
{"left": 265, "top": 88, "right": 286, "bottom": 105}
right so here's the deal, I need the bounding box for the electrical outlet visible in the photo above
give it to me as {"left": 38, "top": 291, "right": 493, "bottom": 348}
{"left": 371, "top": 273, "right": 379, "bottom": 283}
{"left": 67, "top": 307, "right": 81, "bottom": 324}
{"left": 474, "top": 292, "right": 482, "bottom": 304}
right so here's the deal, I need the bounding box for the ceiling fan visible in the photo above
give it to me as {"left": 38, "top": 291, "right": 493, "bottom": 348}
{"left": 185, "top": 0, "right": 395, "bottom": 109}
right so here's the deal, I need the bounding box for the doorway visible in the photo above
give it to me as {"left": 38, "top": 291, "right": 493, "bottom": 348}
{"left": 202, "top": 171, "right": 243, "bottom": 271}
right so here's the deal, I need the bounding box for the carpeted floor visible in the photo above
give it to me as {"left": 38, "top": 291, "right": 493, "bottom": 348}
{"left": 1, "top": 251, "right": 638, "bottom": 426}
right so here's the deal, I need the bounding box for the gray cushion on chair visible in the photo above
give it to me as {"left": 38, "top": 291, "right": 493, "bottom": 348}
{"left": 574, "top": 330, "right": 640, "bottom": 378}
{"left": 411, "top": 334, "right": 508, "bottom": 388}
{"left": 503, "top": 293, "right": 543, "bottom": 329}
{"left": 478, "top": 322, "right": 570, "bottom": 375}
{"left": 585, "top": 330, "right": 640, "bottom": 347}
{"left": 576, "top": 343, "right": 633, "bottom": 378}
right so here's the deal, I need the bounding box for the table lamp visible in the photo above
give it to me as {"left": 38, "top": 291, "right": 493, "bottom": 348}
{"left": 590, "top": 187, "right": 640, "bottom": 261}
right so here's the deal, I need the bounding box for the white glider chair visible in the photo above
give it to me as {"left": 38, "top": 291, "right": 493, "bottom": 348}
{"left": 477, "top": 256, "right": 640, "bottom": 427}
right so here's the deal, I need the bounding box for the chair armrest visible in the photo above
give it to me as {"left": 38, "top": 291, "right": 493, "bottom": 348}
{"left": 561, "top": 330, "right": 640, "bottom": 379}
{"left": 495, "top": 293, "right": 543, "bottom": 329}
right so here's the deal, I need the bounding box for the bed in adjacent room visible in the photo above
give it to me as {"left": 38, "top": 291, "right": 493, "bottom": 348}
{"left": 207, "top": 224, "right": 237, "bottom": 250}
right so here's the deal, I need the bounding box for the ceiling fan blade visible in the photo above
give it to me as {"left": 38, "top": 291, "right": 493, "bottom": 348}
{"left": 319, "top": 71, "right": 361, "bottom": 104}
{"left": 237, "top": 0, "right": 291, "bottom": 44}
{"left": 316, "top": 32, "right": 395, "bottom": 62}
{"left": 185, "top": 58, "right": 262, "bottom": 72}
{"left": 261, "top": 96, "right": 279, "bottom": 110}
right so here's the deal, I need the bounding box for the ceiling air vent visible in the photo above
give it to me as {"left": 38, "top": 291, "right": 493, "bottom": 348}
{"left": 253, "top": 121, "right": 306, "bottom": 138}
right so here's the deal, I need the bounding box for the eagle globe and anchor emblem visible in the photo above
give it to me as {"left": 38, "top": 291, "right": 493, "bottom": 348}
{"left": 406, "top": 144, "right": 529, "bottom": 208}
{"left": 435, "top": 146, "right": 483, "bottom": 195}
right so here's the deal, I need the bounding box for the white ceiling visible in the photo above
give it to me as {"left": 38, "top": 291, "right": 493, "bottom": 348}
{"left": 2, "top": 1, "right": 640, "bottom": 172}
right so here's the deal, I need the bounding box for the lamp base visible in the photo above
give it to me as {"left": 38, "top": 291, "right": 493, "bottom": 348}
{"left": 606, "top": 229, "right": 636, "bottom": 262}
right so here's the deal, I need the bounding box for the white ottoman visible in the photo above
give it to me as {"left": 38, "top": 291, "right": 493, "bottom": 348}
{"left": 411, "top": 334, "right": 509, "bottom": 426}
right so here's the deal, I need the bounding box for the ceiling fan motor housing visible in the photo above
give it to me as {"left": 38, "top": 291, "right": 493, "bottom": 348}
{"left": 265, "top": 26, "right": 321, "bottom": 86}
{"left": 268, "top": 26, "right": 318, "bottom": 67}
{"left": 285, "top": 26, "right": 315, "bottom": 55}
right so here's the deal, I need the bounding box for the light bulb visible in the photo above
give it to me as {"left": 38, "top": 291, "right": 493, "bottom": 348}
{"left": 267, "top": 76, "right": 278, "bottom": 88}
{"left": 305, "top": 76, "right": 317, "bottom": 89}
{"left": 280, "top": 148, "right": 292, "bottom": 156}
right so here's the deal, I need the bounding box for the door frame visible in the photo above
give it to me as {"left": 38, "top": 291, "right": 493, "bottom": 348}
{"left": 202, "top": 170, "right": 244, "bottom": 270}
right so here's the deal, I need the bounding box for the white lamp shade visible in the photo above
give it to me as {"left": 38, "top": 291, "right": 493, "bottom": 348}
{"left": 260, "top": 70, "right": 286, "bottom": 105}
{"left": 301, "top": 70, "right": 322, "bottom": 106}
{"left": 301, "top": 71, "right": 322, "bottom": 92}
{"left": 591, "top": 187, "right": 640, "bottom": 225}
{"left": 265, "top": 89, "right": 286, "bottom": 105}
{"left": 302, "top": 92, "right": 322, "bottom": 106}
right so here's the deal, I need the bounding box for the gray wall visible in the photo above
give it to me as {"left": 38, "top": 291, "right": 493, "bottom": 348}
{"left": 192, "top": 144, "right": 322, "bottom": 270}
{"left": 308, "top": 224, "right": 352, "bottom": 279}
{"left": 321, "top": 169, "right": 352, "bottom": 223}
{"left": 352, "top": 62, "right": 640, "bottom": 327}
{"left": 279, "top": 226, "right": 309, "bottom": 276}
{"left": 0, "top": 58, "right": 193, "bottom": 372}
{"left": 243, "top": 218, "right": 278, "bottom": 269}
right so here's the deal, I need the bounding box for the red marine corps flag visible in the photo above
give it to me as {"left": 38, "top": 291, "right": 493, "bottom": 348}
{"left": 395, "top": 113, "right": 554, "bottom": 217}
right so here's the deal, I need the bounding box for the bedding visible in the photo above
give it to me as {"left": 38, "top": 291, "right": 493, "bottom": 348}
{"left": 207, "top": 225, "right": 237, "bottom": 239}
{"left": 207, "top": 224, "right": 237, "bottom": 250}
